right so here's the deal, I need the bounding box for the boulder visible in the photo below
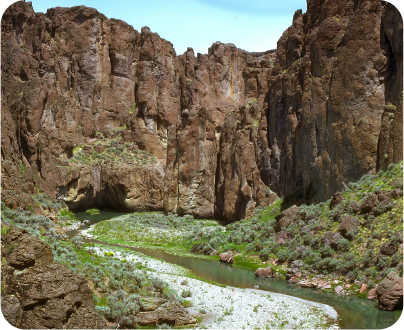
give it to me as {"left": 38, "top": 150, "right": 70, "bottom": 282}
{"left": 274, "top": 206, "right": 299, "bottom": 232}
{"left": 2, "top": 230, "right": 107, "bottom": 329}
{"left": 380, "top": 242, "right": 398, "bottom": 256}
{"left": 321, "top": 232, "right": 344, "bottom": 250}
{"left": 2, "top": 228, "right": 53, "bottom": 269}
{"left": 351, "top": 202, "right": 361, "bottom": 213}
{"left": 360, "top": 284, "right": 368, "bottom": 294}
{"left": 136, "top": 299, "right": 197, "bottom": 326}
{"left": 219, "top": 251, "right": 234, "bottom": 264}
{"left": 1, "top": 295, "right": 22, "bottom": 328}
{"left": 380, "top": 232, "right": 403, "bottom": 256}
{"left": 335, "top": 286, "right": 344, "bottom": 294}
{"left": 140, "top": 297, "right": 167, "bottom": 311}
{"left": 376, "top": 272, "right": 403, "bottom": 310}
{"left": 255, "top": 267, "right": 275, "bottom": 278}
{"left": 360, "top": 195, "right": 378, "bottom": 214}
{"left": 389, "top": 188, "right": 403, "bottom": 200}
{"left": 330, "top": 192, "right": 344, "bottom": 210}
{"left": 338, "top": 215, "right": 358, "bottom": 239}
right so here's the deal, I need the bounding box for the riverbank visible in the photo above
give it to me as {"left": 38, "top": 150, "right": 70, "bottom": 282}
{"left": 86, "top": 244, "right": 339, "bottom": 329}
{"left": 78, "top": 162, "right": 403, "bottom": 307}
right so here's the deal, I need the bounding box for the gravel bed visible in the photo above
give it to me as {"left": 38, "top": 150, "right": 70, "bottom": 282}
{"left": 86, "top": 245, "right": 339, "bottom": 329}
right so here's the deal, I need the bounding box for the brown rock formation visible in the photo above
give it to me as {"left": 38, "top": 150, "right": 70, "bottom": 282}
{"left": 1, "top": 228, "right": 107, "bottom": 329}
{"left": 376, "top": 271, "right": 403, "bottom": 310}
{"left": 1, "top": 0, "right": 402, "bottom": 221}
{"left": 136, "top": 298, "right": 197, "bottom": 327}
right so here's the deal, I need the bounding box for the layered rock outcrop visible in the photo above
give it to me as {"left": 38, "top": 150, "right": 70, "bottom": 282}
{"left": 1, "top": 0, "right": 402, "bottom": 221}
{"left": 1, "top": 228, "right": 107, "bottom": 328}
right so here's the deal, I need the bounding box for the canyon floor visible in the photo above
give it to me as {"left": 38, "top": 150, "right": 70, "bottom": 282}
{"left": 85, "top": 245, "right": 338, "bottom": 329}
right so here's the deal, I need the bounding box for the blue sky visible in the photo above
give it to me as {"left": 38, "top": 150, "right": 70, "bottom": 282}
{"left": 2, "top": 0, "right": 308, "bottom": 54}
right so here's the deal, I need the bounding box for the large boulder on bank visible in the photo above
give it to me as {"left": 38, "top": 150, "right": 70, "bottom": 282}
{"left": 376, "top": 272, "right": 403, "bottom": 310}
{"left": 219, "top": 251, "right": 234, "bottom": 263}
{"left": 255, "top": 267, "right": 275, "bottom": 278}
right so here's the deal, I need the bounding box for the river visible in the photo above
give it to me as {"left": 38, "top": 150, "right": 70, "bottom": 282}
{"left": 73, "top": 211, "right": 400, "bottom": 329}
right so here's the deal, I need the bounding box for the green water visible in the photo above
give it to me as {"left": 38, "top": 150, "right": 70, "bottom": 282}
{"left": 74, "top": 211, "right": 401, "bottom": 329}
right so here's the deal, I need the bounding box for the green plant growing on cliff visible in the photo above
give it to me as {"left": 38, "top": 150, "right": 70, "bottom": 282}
{"left": 19, "top": 160, "right": 25, "bottom": 173}
{"left": 130, "top": 102, "right": 136, "bottom": 114}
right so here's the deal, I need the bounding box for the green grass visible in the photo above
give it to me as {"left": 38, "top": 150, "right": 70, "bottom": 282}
{"left": 86, "top": 208, "right": 100, "bottom": 215}
{"left": 59, "top": 208, "right": 78, "bottom": 221}
{"left": 61, "top": 135, "right": 157, "bottom": 168}
{"left": 1, "top": 226, "right": 12, "bottom": 236}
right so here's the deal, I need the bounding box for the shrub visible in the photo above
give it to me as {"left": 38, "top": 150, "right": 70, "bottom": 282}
{"left": 151, "top": 277, "right": 168, "bottom": 292}
{"left": 390, "top": 253, "right": 401, "bottom": 266}
{"left": 259, "top": 247, "right": 271, "bottom": 261}
{"left": 182, "top": 300, "right": 193, "bottom": 307}
{"left": 70, "top": 236, "right": 84, "bottom": 249}
{"left": 95, "top": 305, "right": 111, "bottom": 318}
{"left": 1, "top": 226, "right": 12, "bottom": 236}
{"left": 276, "top": 247, "right": 291, "bottom": 262}
{"left": 337, "top": 238, "right": 350, "bottom": 252}
{"left": 157, "top": 324, "right": 173, "bottom": 329}
{"left": 181, "top": 288, "right": 192, "bottom": 298}
{"left": 246, "top": 242, "right": 256, "bottom": 253}
{"left": 202, "top": 243, "right": 214, "bottom": 255}
{"left": 319, "top": 245, "right": 334, "bottom": 258}
{"left": 376, "top": 255, "right": 389, "bottom": 271}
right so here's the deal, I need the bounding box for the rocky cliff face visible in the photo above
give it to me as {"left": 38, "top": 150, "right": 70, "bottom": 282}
{"left": 1, "top": 0, "right": 402, "bottom": 222}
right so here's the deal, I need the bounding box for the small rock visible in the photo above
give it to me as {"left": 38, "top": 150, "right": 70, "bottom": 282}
{"left": 219, "top": 251, "right": 234, "bottom": 263}
{"left": 335, "top": 285, "right": 344, "bottom": 294}
{"left": 299, "top": 280, "right": 317, "bottom": 288}
{"left": 322, "top": 285, "right": 332, "bottom": 290}
{"left": 360, "top": 283, "right": 368, "bottom": 294}
{"left": 367, "top": 287, "right": 377, "bottom": 300}
{"left": 316, "top": 280, "right": 328, "bottom": 289}
{"left": 255, "top": 267, "right": 275, "bottom": 278}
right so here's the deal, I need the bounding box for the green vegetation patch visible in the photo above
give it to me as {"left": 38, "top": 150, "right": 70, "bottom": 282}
{"left": 86, "top": 208, "right": 101, "bottom": 216}
{"left": 64, "top": 134, "right": 157, "bottom": 168}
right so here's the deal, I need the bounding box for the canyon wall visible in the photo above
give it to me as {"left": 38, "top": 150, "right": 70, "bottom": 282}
{"left": 1, "top": 0, "right": 402, "bottom": 222}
